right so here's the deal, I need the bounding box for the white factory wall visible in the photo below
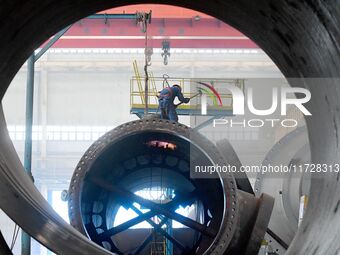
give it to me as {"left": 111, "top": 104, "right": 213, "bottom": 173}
{"left": 1, "top": 48, "right": 297, "bottom": 254}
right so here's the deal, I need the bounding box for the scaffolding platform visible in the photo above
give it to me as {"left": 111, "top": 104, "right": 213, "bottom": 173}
{"left": 130, "top": 75, "right": 244, "bottom": 118}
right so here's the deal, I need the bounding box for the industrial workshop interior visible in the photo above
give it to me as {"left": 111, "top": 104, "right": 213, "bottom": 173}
{"left": 0, "top": 2, "right": 339, "bottom": 255}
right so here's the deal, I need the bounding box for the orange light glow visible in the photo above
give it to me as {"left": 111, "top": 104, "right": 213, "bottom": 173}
{"left": 146, "top": 140, "right": 177, "bottom": 150}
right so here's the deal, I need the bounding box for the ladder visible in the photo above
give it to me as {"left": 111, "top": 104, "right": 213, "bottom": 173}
{"left": 150, "top": 230, "right": 166, "bottom": 255}
{"left": 132, "top": 60, "right": 158, "bottom": 105}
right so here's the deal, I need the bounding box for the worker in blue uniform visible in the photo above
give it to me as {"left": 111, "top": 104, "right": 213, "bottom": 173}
{"left": 158, "top": 84, "right": 190, "bottom": 122}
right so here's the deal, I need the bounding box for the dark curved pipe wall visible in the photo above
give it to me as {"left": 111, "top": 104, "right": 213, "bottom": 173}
{"left": 0, "top": 1, "right": 339, "bottom": 254}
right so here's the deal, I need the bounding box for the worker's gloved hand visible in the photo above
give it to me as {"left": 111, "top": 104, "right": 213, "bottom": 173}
{"left": 184, "top": 98, "right": 190, "bottom": 103}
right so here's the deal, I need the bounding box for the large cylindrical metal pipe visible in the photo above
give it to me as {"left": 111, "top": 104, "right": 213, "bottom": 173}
{"left": 68, "top": 118, "right": 273, "bottom": 254}
{"left": 68, "top": 119, "right": 239, "bottom": 254}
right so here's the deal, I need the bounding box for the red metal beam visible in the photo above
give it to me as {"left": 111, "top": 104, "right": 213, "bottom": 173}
{"left": 99, "top": 4, "right": 213, "bottom": 19}
{"left": 41, "top": 18, "right": 259, "bottom": 49}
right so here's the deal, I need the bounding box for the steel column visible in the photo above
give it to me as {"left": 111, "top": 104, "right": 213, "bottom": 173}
{"left": 21, "top": 22, "right": 78, "bottom": 254}
{"left": 21, "top": 54, "right": 35, "bottom": 255}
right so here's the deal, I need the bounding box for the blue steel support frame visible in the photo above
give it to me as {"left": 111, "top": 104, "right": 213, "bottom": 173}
{"left": 88, "top": 14, "right": 138, "bottom": 19}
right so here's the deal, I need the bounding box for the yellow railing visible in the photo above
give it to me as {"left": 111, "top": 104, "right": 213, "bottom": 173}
{"left": 130, "top": 76, "right": 245, "bottom": 113}
{"left": 132, "top": 60, "right": 145, "bottom": 105}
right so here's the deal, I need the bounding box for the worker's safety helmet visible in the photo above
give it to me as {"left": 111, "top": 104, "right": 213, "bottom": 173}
{"left": 172, "top": 84, "right": 182, "bottom": 91}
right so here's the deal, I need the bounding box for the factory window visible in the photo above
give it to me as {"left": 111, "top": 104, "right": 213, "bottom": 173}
{"left": 200, "top": 128, "right": 259, "bottom": 141}
{"left": 7, "top": 125, "right": 114, "bottom": 141}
